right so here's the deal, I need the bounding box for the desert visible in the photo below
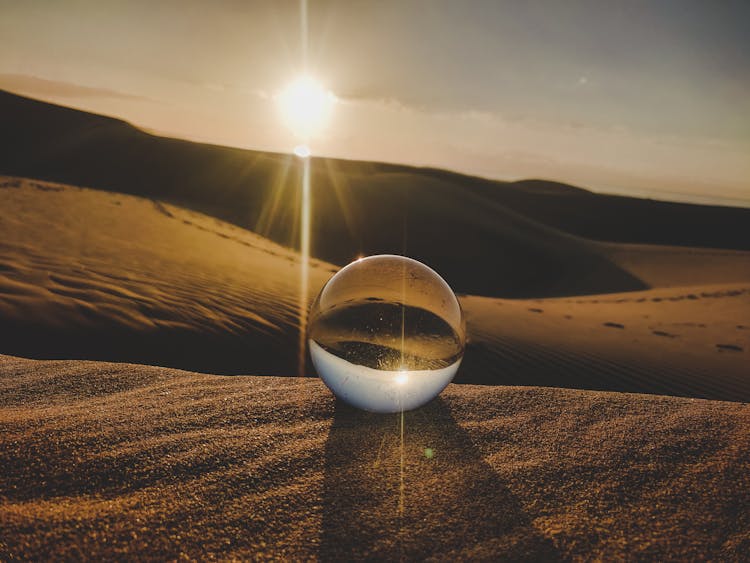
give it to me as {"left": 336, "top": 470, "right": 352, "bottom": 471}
{"left": 1, "top": 3, "right": 749, "bottom": 558}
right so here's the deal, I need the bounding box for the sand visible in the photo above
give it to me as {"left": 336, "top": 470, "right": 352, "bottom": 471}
{"left": 0, "top": 177, "right": 335, "bottom": 375}
{"left": 1, "top": 353, "right": 748, "bottom": 560}
{"left": 1, "top": 177, "right": 748, "bottom": 401}
{"left": 3, "top": 89, "right": 750, "bottom": 298}
{"left": 1, "top": 111, "right": 749, "bottom": 559}
{"left": 462, "top": 284, "right": 750, "bottom": 400}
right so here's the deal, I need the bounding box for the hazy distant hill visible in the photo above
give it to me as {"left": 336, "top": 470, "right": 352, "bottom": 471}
{"left": 2, "top": 89, "right": 748, "bottom": 297}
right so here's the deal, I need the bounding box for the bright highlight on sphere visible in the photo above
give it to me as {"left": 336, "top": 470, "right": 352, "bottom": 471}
{"left": 308, "top": 255, "right": 466, "bottom": 413}
{"left": 277, "top": 76, "right": 335, "bottom": 140}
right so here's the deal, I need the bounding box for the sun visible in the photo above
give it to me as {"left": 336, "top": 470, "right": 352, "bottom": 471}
{"left": 277, "top": 75, "right": 336, "bottom": 141}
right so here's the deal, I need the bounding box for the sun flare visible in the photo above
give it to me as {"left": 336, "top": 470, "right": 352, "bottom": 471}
{"left": 277, "top": 75, "right": 336, "bottom": 140}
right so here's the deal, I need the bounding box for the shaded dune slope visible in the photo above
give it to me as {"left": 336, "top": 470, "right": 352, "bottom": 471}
{"left": 2, "top": 90, "right": 750, "bottom": 297}
{"left": 1, "top": 354, "right": 748, "bottom": 560}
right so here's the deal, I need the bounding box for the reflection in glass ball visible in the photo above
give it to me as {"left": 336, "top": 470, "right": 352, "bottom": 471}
{"left": 308, "top": 255, "right": 466, "bottom": 413}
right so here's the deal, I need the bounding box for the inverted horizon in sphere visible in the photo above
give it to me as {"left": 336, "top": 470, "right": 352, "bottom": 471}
{"left": 309, "top": 340, "right": 461, "bottom": 413}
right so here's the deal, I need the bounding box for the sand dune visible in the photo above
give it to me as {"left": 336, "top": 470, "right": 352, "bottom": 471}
{"left": 3, "top": 90, "right": 750, "bottom": 297}
{"left": 0, "top": 176, "right": 334, "bottom": 374}
{"left": 1, "top": 93, "right": 750, "bottom": 560}
{"left": 1, "top": 177, "right": 748, "bottom": 401}
{"left": 1, "top": 354, "right": 748, "bottom": 560}
{"left": 462, "top": 285, "right": 750, "bottom": 401}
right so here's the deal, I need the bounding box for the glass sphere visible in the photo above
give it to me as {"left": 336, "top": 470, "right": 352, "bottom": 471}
{"left": 308, "top": 254, "right": 465, "bottom": 413}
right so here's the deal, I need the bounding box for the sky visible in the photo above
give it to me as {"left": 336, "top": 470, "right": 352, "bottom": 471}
{"left": 1, "top": 0, "right": 748, "bottom": 205}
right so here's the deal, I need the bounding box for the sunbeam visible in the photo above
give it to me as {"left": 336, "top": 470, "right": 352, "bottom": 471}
{"left": 253, "top": 155, "right": 293, "bottom": 239}
{"left": 298, "top": 155, "right": 311, "bottom": 377}
{"left": 323, "top": 158, "right": 361, "bottom": 252}
{"left": 280, "top": 0, "right": 336, "bottom": 377}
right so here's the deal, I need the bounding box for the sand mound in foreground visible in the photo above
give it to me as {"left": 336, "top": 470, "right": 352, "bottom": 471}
{"left": 1, "top": 354, "right": 748, "bottom": 560}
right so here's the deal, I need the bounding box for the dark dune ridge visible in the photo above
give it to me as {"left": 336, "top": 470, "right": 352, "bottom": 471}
{"left": 1, "top": 354, "right": 748, "bottom": 561}
{"left": 2, "top": 90, "right": 750, "bottom": 297}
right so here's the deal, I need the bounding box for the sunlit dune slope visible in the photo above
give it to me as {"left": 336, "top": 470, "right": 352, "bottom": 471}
{"left": 2, "top": 90, "right": 750, "bottom": 297}
{"left": 0, "top": 177, "right": 335, "bottom": 374}
{"left": 1, "top": 354, "right": 748, "bottom": 561}
{"left": 461, "top": 286, "right": 750, "bottom": 401}
{"left": 1, "top": 177, "right": 748, "bottom": 399}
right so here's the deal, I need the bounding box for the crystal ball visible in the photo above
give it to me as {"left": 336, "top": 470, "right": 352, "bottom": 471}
{"left": 308, "top": 254, "right": 465, "bottom": 413}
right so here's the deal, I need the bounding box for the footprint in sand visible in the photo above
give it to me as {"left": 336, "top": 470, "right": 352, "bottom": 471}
{"left": 716, "top": 344, "right": 743, "bottom": 352}
{"left": 31, "top": 182, "right": 63, "bottom": 192}
{"left": 151, "top": 200, "right": 174, "bottom": 218}
{"left": 652, "top": 330, "right": 678, "bottom": 338}
{"left": 603, "top": 322, "right": 625, "bottom": 329}
{"left": 528, "top": 308, "right": 543, "bottom": 313}
{"left": 0, "top": 179, "right": 21, "bottom": 189}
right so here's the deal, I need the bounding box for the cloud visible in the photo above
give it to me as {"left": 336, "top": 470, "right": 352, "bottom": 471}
{"left": 0, "top": 74, "right": 155, "bottom": 102}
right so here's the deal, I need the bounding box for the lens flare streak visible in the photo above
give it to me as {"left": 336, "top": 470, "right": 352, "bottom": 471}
{"left": 298, "top": 156, "right": 311, "bottom": 377}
